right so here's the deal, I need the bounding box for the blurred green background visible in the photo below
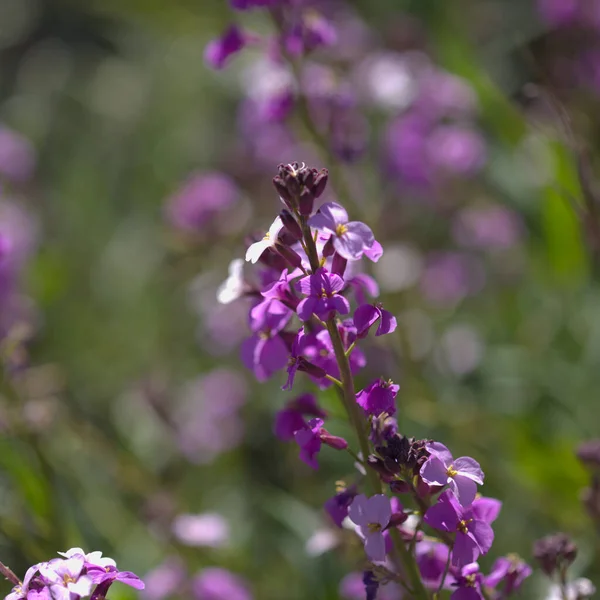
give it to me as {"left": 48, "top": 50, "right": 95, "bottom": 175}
{"left": 0, "top": 0, "right": 598, "bottom": 598}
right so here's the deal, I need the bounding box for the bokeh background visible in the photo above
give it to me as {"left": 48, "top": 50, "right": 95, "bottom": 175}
{"left": 0, "top": 0, "right": 599, "bottom": 598}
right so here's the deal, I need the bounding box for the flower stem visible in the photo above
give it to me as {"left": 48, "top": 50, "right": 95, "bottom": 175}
{"left": 0, "top": 560, "right": 20, "bottom": 586}
{"left": 434, "top": 542, "right": 453, "bottom": 598}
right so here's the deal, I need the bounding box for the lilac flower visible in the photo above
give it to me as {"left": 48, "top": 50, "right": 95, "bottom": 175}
{"left": 171, "top": 513, "right": 230, "bottom": 547}
{"left": 58, "top": 548, "right": 115, "bottom": 569}
{"left": 424, "top": 491, "right": 494, "bottom": 567}
{"left": 295, "top": 268, "right": 350, "bottom": 321}
{"left": 230, "top": 0, "right": 274, "bottom": 9}
{"left": 39, "top": 556, "right": 93, "bottom": 600}
{"left": 245, "top": 217, "right": 284, "bottom": 264}
{"left": 426, "top": 125, "right": 486, "bottom": 176}
{"left": 192, "top": 568, "right": 252, "bottom": 600}
{"left": 452, "top": 205, "right": 523, "bottom": 250}
{"left": 282, "top": 13, "right": 337, "bottom": 57}
{"left": 356, "top": 378, "right": 399, "bottom": 417}
{"left": 261, "top": 268, "right": 299, "bottom": 310}
{"left": 347, "top": 273, "right": 380, "bottom": 305}
{"left": 88, "top": 565, "right": 145, "bottom": 596}
{"left": 348, "top": 494, "right": 392, "bottom": 562}
{"left": 420, "top": 441, "right": 484, "bottom": 506}
{"left": 484, "top": 555, "right": 532, "bottom": 596}
{"left": 141, "top": 558, "right": 187, "bottom": 600}
{"left": 324, "top": 486, "right": 357, "bottom": 528}
{"left": 166, "top": 172, "right": 238, "bottom": 232}
{"left": 537, "top": 0, "right": 580, "bottom": 26}
{"left": 415, "top": 541, "right": 451, "bottom": 589}
{"left": 204, "top": 26, "right": 248, "bottom": 70}
{"left": 451, "top": 563, "right": 484, "bottom": 600}
{"left": 5, "top": 564, "right": 41, "bottom": 600}
{"left": 241, "top": 299, "right": 291, "bottom": 381}
{"left": 363, "top": 241, "right": 383, "bottom": 263}
{"left": 274, "top": 393, "right": 326, "bottom": 441}
{"left": 353, "top": 303, "right": 397, "bottom": 338}
{"left": 0, "top": 125, "right": 36, "bottom": 183}
{"left": 338, "top": 572, "right": 401, "bottom": 600}
{"left": 309, "top": 203, "right": 375, "bottom": 261}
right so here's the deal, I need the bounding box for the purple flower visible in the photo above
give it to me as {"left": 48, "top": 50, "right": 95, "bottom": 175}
{"left": 230, "top": 0, "right": 274, "bottom": 9}
{"left": 537, "top": 0, "right": 580, "bottom": 26}
{"left": 274, "top": 393, "right": 326, "bottom": 441}
{"left": 356, "top": 378, "right": 399, "bottom": 417}
{"left": 88, "top": 565, "right": 145, "bottom": 596}
{"left": 415, "top": 541, "right": 451, "bottom": 589}
{"left": 204, "top": 26, "right": 248, "bottom": 70}
{"left": 261, "top": 269, "right": 299, "bottom": 310}
{"left": 0, "top": 125, "right": 36, "bottom": 183}
{"left": 295, "top": 268, "right": 350, "bottom": 321}
{"left": 294, "top": 418, "right": 323, "bottom": 469}
{"left": 282, "top": 13, "right": 337, "bottom": 56}
{"left": 166, "top": 172, "right": 238, "bottom": 232}
{"left": 58, "top": 548, "right": 115, "bottom": 569}
{"left": 348, "top": 494, "right": 392, "bottom": 562}
{"left": 192, "top": 568, "right": 252, "bottom": 600}
{"left": 241, "top": 299, "right": 291, "bottom": 381}
{"left": 484, "top": 555, "right": 532, "bottom": 596}
{"left": 5, "top": 564, "right": 41, "bottom": 600}
{"left": 426, "top": 125, "right": 486, "bottom": 176}
{"left": 420, "top": 441, "right": 484, "bottom": 506}
{"left": 347, "top": 273, "right": 380, "bottom": 305}
{"left": 424, "top": 491, "right": 495, "bottom": 567}
{"left": 39, "top": 556, "right": 93, "bottom": 600}
{"left": 451, "top": 563, "right": 484, "bottom": 600}
{"left": 171, "top": 513, "right": 229, "bottom": 547}
{"left": 354, "top": 303, "right": 397, "bottom": 338}
{"left": 325, "top": 486, "right": 357, "bottom": 528}
{"left": 309, "top": 203, "right": 375, "bottom": 261}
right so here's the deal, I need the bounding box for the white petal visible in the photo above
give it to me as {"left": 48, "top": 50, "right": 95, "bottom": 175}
{"left": 245, "top": 239, "right": 271, "bottom": 264}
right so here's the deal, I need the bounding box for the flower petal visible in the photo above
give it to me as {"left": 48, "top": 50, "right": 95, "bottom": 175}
{"left": 452, "top": 533, "right": 479, "bottom": 567}
{"left": 471, "top": 497, "right": 502, "bottom": 524}
{"left": 365, "top": 494, "right": 392, "bottom": 527}
{"left": 348, "top": 494, "right": 369, "bottom": 527}
{"left": 470, "top": 520, "right": 494, "bottom": 555}
{"left": 420, "top": 455, "right": 449, "bottom": 487}
{"left": 364, "top": 532, "right": 387, "bottom": 562}
{"left": 426, "top": 441, "right": 453, "bottom": 466}
{"left": 454, "top": 457, "right": 484, "bottom": 484}
{"left": 452, "top": 475, "right": 478, "bottom": 507}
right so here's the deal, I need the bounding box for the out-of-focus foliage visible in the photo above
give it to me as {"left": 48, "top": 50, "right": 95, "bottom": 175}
{"left": 0, "top": 0, "right": 599, "bottom": 599}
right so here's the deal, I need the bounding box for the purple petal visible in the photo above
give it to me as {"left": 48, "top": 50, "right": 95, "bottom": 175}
{"left": 454, "top": 457, "right": 484, "bottom": 484}
{"left": 297, "top": 297, "right": 318, "bottom": 321}
{"left": 364, "top": 240, "right": 383, "bottom": 262}
{"left": 327, "top": 273, "right": 346, "bottom": 294}
{"left": 259, "top": 336, "right": 289, "bottom": 373}
{"left": 453, "top": 533, "right": 479, "bottom": 567}
{"left": 426, "top": 441, "right": 454, "bottom": 466}
{"left": 346, "top": 221, "right": 375, "bottom": 246}
{"left": 375, "top": 309, "right": 397, "bottom": 336}
{"left": 348, "top": 494, "right": 369, "bottom": 527}
{"left": 470, "top": 520, "right": 494, "bottom": 555}
{"left": 423, "top": 492, "right": 460, "bottom": 532}
{"left": 348, "top": 273, "right": 380, "bottom": 303}
{"left": 420, "top": 455, "right": 450, "bottom": 487}
{"left": 364, "top": 532, "right": 387, "bottom": 562}
{"left": 364, "top": 494, "right": 392, "bottom": 527}
{"left": 330, "top": 295, "right": 350, "bottom": 316}
{"left": 314, "top": 202, "right": 349, "bottom": 226}
{"left": 452, "top": 475, "right": 478, "bottom": 507}
{"left": 333, "top": 231, "right": 366, "bottom": 261}
{"left": 204, "top": 26, "right": 246, "bottom": 70}
{"left": 471, "top": 497, "right": 501, "bottom": 523}
{"left": 451, "top": 587, "right": 483, "bottom": 600}
{"left": 354, "top": 304, "right": 380, "bottom": 337}
{"left": 274, "top": 409, "right": 306, "bottom": 441}
{"left": 307, "top": 212, "right": 336, "bottom": 234}
{"left": 117, "top": 572, "right": 145, "bottom": 590}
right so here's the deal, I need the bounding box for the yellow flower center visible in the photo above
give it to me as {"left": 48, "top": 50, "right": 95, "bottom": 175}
{"left": 367, "top": 523, "right": 382, "bottom": 534}
{"left": 263, "top": 232, "right": 270, "bottom": 241}
{"left": 465, "top": 574, "right": 477, "bottom": 588}
{"left": 458, "top": 519, "right": 472, "bottom": 534}
{"left": 446, "top": 464, "right": 458, "bottom": 477}
{"left": 63, "top": 575, "right": 76, "bottom": 585}
{"left": 336, "top": 223, "right": 348, "bottom": 236}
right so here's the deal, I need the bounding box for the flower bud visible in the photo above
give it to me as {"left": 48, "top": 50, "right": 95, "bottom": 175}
{"left": 275, "top": 242, "right": 303, "bottom": 269}
{"left": 320, "top": 429, "right": 348, "bottom": 450}
{"left": 273, "top": 176, "right": 295, "bottom": 211}
{"left": 533, "top": 533, "right": 577, "bottom": 576}
{"left": 297, "top": 357, "right": 327, "bottom": 380}
{"left": 279, "top": 209, "right": 303, "bottom": 241}
{"left": 298, "top": 188, "right": 314, "bottom": 216}
{"left": 313, "top": 168, "right": 329, "bottom": 198}
{"left": 331, "top": 253, "right": 347, "bottom": 276}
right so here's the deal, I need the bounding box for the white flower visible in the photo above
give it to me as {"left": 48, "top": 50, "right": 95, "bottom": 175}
{"left": 245, "top": 217, "right": 283, "bottom": 264}
{"left": 546, "top": 578, "right": 596, "bottom": 600}
{"left": 58, "top": 548, "right": 116, "bottom": 568}
{"left": 216, "top": 259, "right": 245, "bottom": 304}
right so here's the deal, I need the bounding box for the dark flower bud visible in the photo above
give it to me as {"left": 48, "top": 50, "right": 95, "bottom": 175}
{"left": 363, "top": 571, "right": 379, "bottom": 600}
{"left": 279, "top": 209, "right": 303, "bottom": 241}
{"left": 298, "top": 187, "right": 314, "bottom": 216}
{"left": 577, "top": 439, "right": 600, "bottom": 468}
{"left": 297, "top": 357, "right": 327, "bottom": 380}
{"left": 273, "top": 176, "right": 295, "bottom": 210}
{"left": 581, "top": 476, "right": 600, "bottom": 522}
{"left": 331, "top": 253, "right": 347, "bottom": 276}
{"left": 275, "top": 242, "right": 303, "bottom": 270}
{"left": 367, "top": 455, "right": 397, "bottom": 482}
{"left": 322, "top": 236, "right": 335, "bottom": 258}
{"left": 313, "top": 168, "right": 329, "bottom": 198}
{"left": 389, "top": 480, "right": 411, "bottom": 494}
{"left": 320, "top": 429, "right": 348, "bottom": 450}
{"left": 388, "top": 511, "right": 408, "bottom": 527}
{"left": 533, "top": 533, "right": 577, "bottom": 576}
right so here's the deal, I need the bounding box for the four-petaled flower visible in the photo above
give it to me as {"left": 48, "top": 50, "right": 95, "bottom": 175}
{"left": 450, "top": 563, "right": 484, "bottom": 600}
{"left": 356, "top": 378, "right": 399, "bottom": 417}
{"left": 204, "top": 25, "right": 248, "bottom": 70}
{"left": 348, "top": 494, "right": 392, "bottom": 562}
{"left": 309, "top": 202, "right": 375, "bottom": 261}
{"left": 354, "top": 303, "right": 397, "bottom": 338}
{"left": 424, "top": 491, "right": 496, "bottom": 567}
{"left": 39, "top": 556, "right": 93, "bottom": 600}
{"left": 245, "top": 216, "right": 284, "bottom": 264}
{"left": 295, "top": 268, "right": 350, "bottom": 321}
{"left": 484, "top": 554, "right": 532, "bottom": 596}
{"left": 420, "top": 441, "right": 484, "bottom": 506}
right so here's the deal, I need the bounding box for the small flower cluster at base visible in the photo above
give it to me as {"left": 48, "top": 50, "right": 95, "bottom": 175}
{"left": 4, "top": 548, "right": 143, "bottom": 600}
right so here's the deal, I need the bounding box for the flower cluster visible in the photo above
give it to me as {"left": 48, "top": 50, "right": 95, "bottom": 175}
{"left": 3, "top": 548, "right": 144, "bottom": 600}
{"left": 217, "top": 163, "right": 544, "bottom": 600}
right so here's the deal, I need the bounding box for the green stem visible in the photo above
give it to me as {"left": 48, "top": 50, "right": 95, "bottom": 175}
{"left": 434, "top": 542, "right": 453, "bottom": 598}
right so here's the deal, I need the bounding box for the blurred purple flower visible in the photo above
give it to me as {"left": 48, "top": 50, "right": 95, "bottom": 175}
{"left": 282, "top": 13, "right": 337, "bottom": 56}
{"left": 230, "top": 0, "right": 275, "bottom": 9}
{"left": 294, "top": 417, "right": 323, "bottom": 469}
{"left": 204, "top": 26, "right": 248, "bottom": 70}
{"left": 537, "top": 0, "right": 580, "bottom": 26}
{"left": 420, "top": 441, "right": 484, "bottom": 506}
{"left": 5, "top": 564, "right": 41, "bottom": 600}
{"left": 348, "top": 494, "right": 392, "bottom": 562}
{"left": 325, "top": 486, "right": 357, "bottom": 528}
{"left": 415, "top": 541, "right": 451, "bottom": 589}
{"left": 0, "top": 126, "right": 36, "bottom": 183}
{"left": 354, "top": 302, "right": 396, "bottom": 338}
{"left": 356, "top": 378, "right": 399, "bottom": 417}
{"left": 141, "top": 558, "right": 187, "bottom": 600}
{"left": 453, "top": 204, "right": 523, "bottom": 249}
{"left": 427, "top": 125, "right": 486, "bottom": 176}
{"left": 309, "top": 203, "right": 375, "bottom": 261}
{"left": 296, "top": 268, "right": 350, "bottom": 321}
{"left": 424, "top": 491, "right": 495, "bottom": 567}
{"left": 484, "top": 555, "right": 532, "bottom": 596}
{"left": 339, "top": 572, "right": 401, "bottom": 600}
{"left": 274, "top": 392, "right": 326, "bottom": 441}
{"left": 171, "top": 513, "right": 230, "bottom": 548}
{"left": 451, "top": 563, "right": 484, "bottom": 600}
{"left": 192, "top": 568, "right": 252, "bottom": 600}
{"left": 166, "top": 172, "right": 239, "bottom": 232}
